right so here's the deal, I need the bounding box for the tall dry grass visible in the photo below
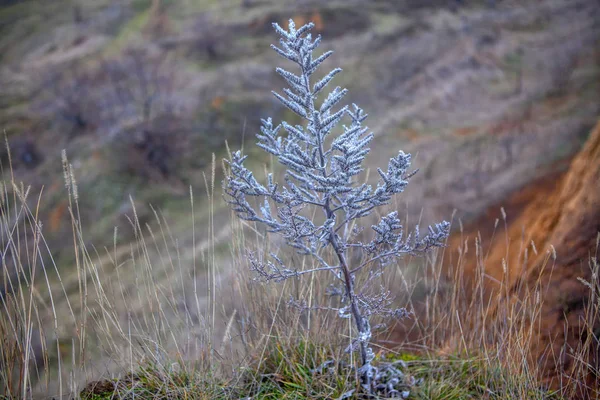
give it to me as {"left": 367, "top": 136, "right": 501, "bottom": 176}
{"left": 0, "top": 150, "right": 226, "bottom": 397}
{"left": 0, "top": 151, "right": 598, "bottom": 398}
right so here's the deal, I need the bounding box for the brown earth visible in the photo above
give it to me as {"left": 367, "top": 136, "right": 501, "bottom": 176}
{"left": 445, "top": 119, "right": 600, "bottom": 396}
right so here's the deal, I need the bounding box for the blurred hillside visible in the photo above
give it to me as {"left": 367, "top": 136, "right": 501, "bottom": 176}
{"left": 1, "top": 0, "right": 598, "bottom": 256}
{"left": 0, "top": 0, "right": 599, "bottom": 395}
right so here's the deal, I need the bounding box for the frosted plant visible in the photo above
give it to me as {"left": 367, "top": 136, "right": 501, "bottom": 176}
{"left": 224, "top": 20, "right": 450, "bottom": 396}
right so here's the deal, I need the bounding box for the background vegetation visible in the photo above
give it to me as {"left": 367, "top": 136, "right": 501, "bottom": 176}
{"left": 0, "top": 0, "right": 599, "bottom": 398}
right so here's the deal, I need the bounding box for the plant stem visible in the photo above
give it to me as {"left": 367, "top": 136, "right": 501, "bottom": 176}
{"left": 329, "top": 225, "right": 371, "bottom": 390}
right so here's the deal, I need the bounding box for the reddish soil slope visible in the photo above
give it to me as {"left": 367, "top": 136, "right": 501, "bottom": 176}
{"left": 446, "top": 120, "right": 600, "bottom": 394}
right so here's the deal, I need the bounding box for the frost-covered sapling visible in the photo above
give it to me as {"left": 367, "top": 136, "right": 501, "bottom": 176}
{"left": 224, "top": 19, "right": 450, "bottom": 396}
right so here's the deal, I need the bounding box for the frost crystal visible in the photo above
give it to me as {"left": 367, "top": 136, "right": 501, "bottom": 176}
{"left": 224, "top": 19, "right": 450, "bottom": 396}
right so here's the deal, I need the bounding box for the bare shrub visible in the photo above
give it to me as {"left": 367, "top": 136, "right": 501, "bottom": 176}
{"left": 224, "top": 19, "right": 449, "bottom": 397}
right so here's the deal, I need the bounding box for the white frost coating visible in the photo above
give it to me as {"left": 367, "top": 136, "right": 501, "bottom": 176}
{"left": 224, "top": 19, "right": 450, "bottom": 397}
